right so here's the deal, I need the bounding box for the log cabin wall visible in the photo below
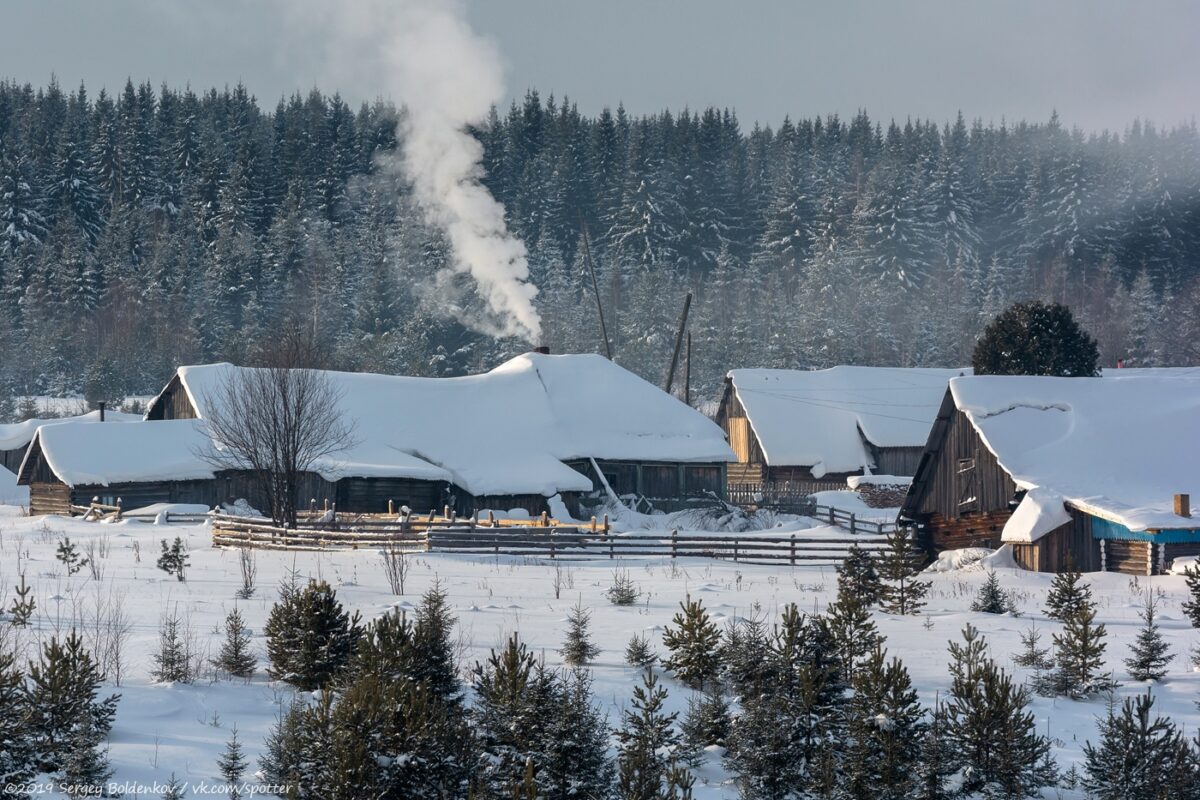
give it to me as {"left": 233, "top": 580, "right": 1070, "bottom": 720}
{"left": 29, "top": 482, "right": 71, "bottom": 515}
{"left": 873, "top": 446, "right": 924, "bottom": 477}
{"left": 1010, "top": 512, "right": 1101, "bottom": 573}
{"left": 914, "top": 408, "right": 1017, "bottom": 520}
{"left": 145, "top": 375, "right": 198, "bottom": 420}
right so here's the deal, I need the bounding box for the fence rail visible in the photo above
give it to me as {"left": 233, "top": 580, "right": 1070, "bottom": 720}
{"left": 211, "top": 513, "right": 892, "bottom": 564}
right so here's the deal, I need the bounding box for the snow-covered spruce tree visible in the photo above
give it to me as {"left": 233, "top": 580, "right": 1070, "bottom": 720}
{"left": 972, "top": 301, "right": 1100, "bottom": 377}
{"left": 151, "top": 610, "right": 193, "bottom": 684}
{"left": 1181, "top": 566, "right": 1200, "bottom": 628}
{"left": 156, "top": 536, "right": 189, "bottom": 582}
{"left": 7, "top": 572, "right": 35, "bottom": 627}
{"left": 679, "top": 688, "right": 731, "bottom": 766}
{"left": 827, "top": 582, "right": 883, "bottom": 683}
{"left": 1125, "top": 589, "right": 1172, "bottom": 682}
{"left": 842, "top": 645, "right": 927, "bottom": 800}
{"left": 720, "top": 609, "right": 773, "bottom": 699}
{"left": 625, "top": 633, "right": 658, "bottom": 669}
{"left": 258, "top": 698, "right": 308, "bottom": 792}
{"left": 539, "top": 668, "right": 615, "bottom": 800}
{"left": 913, "top": 701, "right": 957, "bottom": 800}
{"left": 264, "top": 579, "right": 362, "bottom": 690}
{"left": 725, "top": 604, "right": 845, "bottom": 799}
{"left": 213, "top": 608, "right": 256, "bottom": 679}
{"left": 661, "top": 596, "right": 722, "bottom": 690}
{"left": 877, "top": 526, "right": 928, "bottom": 615}
{"left": 942, "top": 624, "right": 1054, "bottom": 796}
{"left": 615, "top": 669, "right": 683, "bottom": 800}
{"left": 25, "top": 631, "right": 120, "bottom": 776}
{"left": 217, "top": 726, "right": 248, "bottom": 800}
{"left": 605, "top": 569, "right": 640, "bottom": 606}
{"left": 413, "top": 580, "right": 463, "bottom": 705}
{"left": 56, "top": 712, "right": 113, "bottom": 798}
{"left": 836, "top": 545, "right": 883, "bottom": 608}
{"left": 1050, "top": 596, "right": 1116, "bottom": 697}
{"left": 970, "top": 570, "right": 1016, "bottom": 614}
{"left": 471, "top": 634, "right": 561, "bottom": 796}
{"left": 1083, "top": 691, "right": 1199, "bottom": 800}
{"left": 561, "top": 599, "right": 600, "bottom": 667}
{"left": 1044, "top": 560, "right": 1093, "bottom": 621}
{"left": 0, "top": 649, "right": 35, "bottom": 794}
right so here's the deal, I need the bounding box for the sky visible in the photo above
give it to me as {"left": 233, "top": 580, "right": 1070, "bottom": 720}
{"left": 2, "top": 0, "right": 1197, "bottom": 134}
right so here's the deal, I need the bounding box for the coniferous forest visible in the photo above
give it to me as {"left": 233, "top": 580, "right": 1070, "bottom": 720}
{"left": 2, "top": 78, "right": 1199, "bottom": 409}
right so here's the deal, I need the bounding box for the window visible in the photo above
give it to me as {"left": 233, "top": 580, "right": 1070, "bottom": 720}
{"left": 956, "top": 456, "right": 978, "bottom": 512}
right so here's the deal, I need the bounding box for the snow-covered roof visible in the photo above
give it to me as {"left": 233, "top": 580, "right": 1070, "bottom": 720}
{"left": 23, "top": 419, "right": 218, "bottom": 487}
{"left": 947, "top": 374, "right": 1200, "bottom": 543}
{"left": 145, "top": 353, "right": 732, "bottom": 497}
{"left": 0, "top": 409, "right": 141, "bottom": 451}
{"left": 727, "top": 367, "right": 968, "bottom": 476}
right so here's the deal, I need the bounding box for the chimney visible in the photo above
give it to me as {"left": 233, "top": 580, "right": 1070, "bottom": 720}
{"left": 532, "top": 346, "right": 550, "bottom": 355}
{"left": 1175, "top": 493, "right": 1192, "bottom": 518}
{"left": 98, "top": 401, "right": 106, "bottom": 422}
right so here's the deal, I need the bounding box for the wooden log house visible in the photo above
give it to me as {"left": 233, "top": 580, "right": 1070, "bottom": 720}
{"left": 900, "top": 374, "right": 1200, "bottom": 574}
{"left": 21, "top": 352, "right": 733, "bottom": 518}
{"left": 716, "top": 367, "right": 967, "bottom": 493}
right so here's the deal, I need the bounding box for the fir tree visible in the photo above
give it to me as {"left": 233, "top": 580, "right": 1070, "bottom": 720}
{"left": 679, "top": 688, "right": 730, "bottom": 766}
{"left": 1050, "top": 596, "right": 1116, "bottom": 697}
{"left": 605, "top": 570, "right": 640, "bottom": 606}
{"left": 843, "top": 646, "right": 927, "bottom": 800}
{"left": 1012, "top": 623, "right": 1054, "bottom": 672}
{"left": 625, "top": 633, "right": 658, "bottom": 669}
{"left": 827, "top": 583, "right": 883, "bottom": 683}
{"left": 661, "top": 597, "right": 722, "bottom": 690}
{"left": 1181, "top": 566, "right": 1200, "bottom": 628}
{"left": 836, "top": 544, "right": 883, "bottom": 607}
{"left": 160, "top": 772, "right": 185, "bottom": 800}
{"left": 877, "top": 526, "right": 928, "bottom": 616}
{"left": 1083, "top": 691, "right": 1199, "bottom": 800}
{"left": 58, "top": 713, "right": 113, "bottom": 798}
{"left": 264, "top": 579, "right": 362, "bottom": 690}
{"left": 213, "top": 608, "right": 256, "bottom": 679}
{"left": 412, "top": 580, "right": 462, "bottom": 705}
{"left": 720, "top": 609, "right": 773, "bottom": 699}
{"left": 560, "top": 600, "right": 600, "bottom": 667}
{"left": 25, "top": 631, "right": 120, "bottom": 775}
{"left": 151, "top": 610, "right": 193, "bottom": 684}
{"left": 540, "top": 669, "right": 615, "bottom": 800}
{"left": 55, "top": 537, "right": 87, "bottom": 576}
{"left": 472, "top": 634, "right": 560, "bottom": 796}
{"left": 0, "top": 649, "right": 35, "bottom": 794}
{"left": 1125, "top": 589, "right": 1172, "bottom": 682}
{"left": 217, "top": 727, "right": 248, "bottom": 800}
{"left": 615, "top": 670, "right": 681, "bottom": 800}
{"left": 8, "top": 572, "right": 36, "bottom": 626}
{"left": 1044, "top": 560, "right": 1093, "bottom": 621}
{"left": 941, "top": 625, "right": 1055, "bottom": 796}
{"left": 970, "top": 570, "right": 1016, "bottom": 614}
{"left": 156, "top": 537, "right": 189, "bottom": 581}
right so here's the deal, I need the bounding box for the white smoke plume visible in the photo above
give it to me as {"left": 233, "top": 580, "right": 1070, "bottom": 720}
{"left": 290, "top": 0, "right": 542, "bottom": 342}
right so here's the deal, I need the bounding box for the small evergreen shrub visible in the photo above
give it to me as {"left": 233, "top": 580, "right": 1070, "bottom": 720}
{"left": 265, "top": 579, "right": 362, "bottom": 690}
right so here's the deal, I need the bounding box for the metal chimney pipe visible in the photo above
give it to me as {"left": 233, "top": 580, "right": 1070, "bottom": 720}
{"left": 532, "top": 346, "right": 550, "bottom": 355}
{"left": 98, "top": 401, "right": 106, "bottom": 422}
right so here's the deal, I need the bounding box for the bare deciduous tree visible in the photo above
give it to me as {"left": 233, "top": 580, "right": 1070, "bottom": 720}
{"left": 200, "top": 363, "right": 355, "bottom": 527}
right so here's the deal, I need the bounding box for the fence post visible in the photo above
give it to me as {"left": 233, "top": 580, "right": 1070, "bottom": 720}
{"left": 790, "top": 534, "right": 796, "bottom": 567}
{"left": 849, "top": 513, "right": 856, "bottom": 535}
{"left": 388, "top": 499, "right": 394, "bottom": 515}
{"left": 828, "top": 506, "right": 835, "bottom": 524}
{"left": 733, "top": 538, "right": 739, "bottom": 562}
{"left": 609, "top": 532, "right": 615, "bottom": 559}
{"left": 671, "top": 529, "right": 678, "bottom": 559}
{"left": 603, "top": 514, "right": 610, "bottom": 535}
{"left": 550, "top": 537, "right": 556, "bottom": 560}
{"left": 541, "top": 510, "right": 550, "bottom": 527}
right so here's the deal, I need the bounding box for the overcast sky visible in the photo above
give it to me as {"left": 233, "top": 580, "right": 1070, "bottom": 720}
{"left": 3, "top": 0, "right": 1198, "bottom": 134}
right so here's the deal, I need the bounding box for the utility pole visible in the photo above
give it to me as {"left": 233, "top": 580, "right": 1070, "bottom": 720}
{"left": 663, "top": 291, "right": 692, "bottom": 395}
{"left": 579, "top": 222, "right": 613, "bottom": 360}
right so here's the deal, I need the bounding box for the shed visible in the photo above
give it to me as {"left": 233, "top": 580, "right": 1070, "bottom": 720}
{"left": 899, "top": 374, "right": 1200, "bottom": 573}
{"left": 716, "top": 367, "right": 967, "bottom": 491}
{"left": 0, "top": 409, "right": 141, "bottom": 474}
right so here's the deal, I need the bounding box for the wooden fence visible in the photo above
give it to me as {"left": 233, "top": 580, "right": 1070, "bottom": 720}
{"left": 728, "top": 480, "right": 843, "bottom": 511}
{"left": 211, "top": 513, "right": 891, "bottom": 565}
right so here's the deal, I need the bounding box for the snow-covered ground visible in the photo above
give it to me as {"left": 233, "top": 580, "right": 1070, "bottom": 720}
{"left": 2, "top": 504, "right": 1199, "bottom": 798}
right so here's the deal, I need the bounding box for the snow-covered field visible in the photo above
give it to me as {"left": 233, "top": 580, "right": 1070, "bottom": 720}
{"left": 2, "top": 504, "right": 1199, "bottom": 798}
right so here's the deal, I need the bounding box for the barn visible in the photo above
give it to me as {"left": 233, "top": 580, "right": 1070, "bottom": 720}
{"left": 20, "top": 352, "right": 733, "bottom": 518}
{"left": 899, "top": 373, "right": 1200, "bottom": 574}
{"left": 716, "top": 367, "right": 967, "bottom": 493}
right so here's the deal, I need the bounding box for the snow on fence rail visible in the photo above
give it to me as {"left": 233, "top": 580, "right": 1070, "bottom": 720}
{"left": 209, "top": 513, "right": 893, "bottom": 565}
